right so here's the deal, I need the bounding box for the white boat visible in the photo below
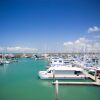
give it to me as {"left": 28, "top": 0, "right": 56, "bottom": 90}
{"left": 50, "top": 57, "right": 64, "bottom": 66}
{"left": 0, "top": 59, "right": 4, "bottom": 65}
{"left": 0, "top": 61, "right": 4, "bottom": 65}
{"left": 47, "top": 57, "right": 72, "bottom": 68}
{"left": 4, "top": 60, "right": 10, "bottom": 64}
{"left": 38, "top": 66, "right": 85, "bottom": 79}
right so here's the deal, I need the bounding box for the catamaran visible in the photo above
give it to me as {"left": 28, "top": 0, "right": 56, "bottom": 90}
{"left": 38, "top": 66, "right": 85, "bottom": 79}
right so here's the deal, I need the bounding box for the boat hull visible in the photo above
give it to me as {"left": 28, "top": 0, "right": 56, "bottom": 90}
{"left": 39, "top": 72, "right": 85, "bottom": 80}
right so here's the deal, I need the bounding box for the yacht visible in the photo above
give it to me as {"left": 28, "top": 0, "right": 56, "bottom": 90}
{"left": 47, "top": 57, "right": 72, "bottom": 68}
{"left": 38, "top": 66, "right": 85, "bottom": 79}
{"left": 0, "top": 60, "right": 4, "bottom": 65}
{"left": 0, "top": 62, "right": 4, "bottom": 65}
{"left": 3, "top": 60, "right": 10, "bottom": 64}
{"left": 0, "top": 57, "right": 4, "bottom": 65}
{"left": 50, "top": 57, "right": 64, "bottom": 65}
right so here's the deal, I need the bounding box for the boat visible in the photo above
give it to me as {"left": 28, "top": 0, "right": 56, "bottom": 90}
{"left": 38, "top": 66, "right": 85, "bottom": 79}
{"left": 3, "top": 60, "right": 10, "bottom": 64}
{"left": 0, "top": 62, "right": 4, "bottom": 65}
{"left": 50, "top": 57, "right": 64, "bottom": 66}
{"left": 0, "top": 60, "right": 4, "bottom": 65}
{"left": 47, "top": 57, "right": 72, "bottom": 68}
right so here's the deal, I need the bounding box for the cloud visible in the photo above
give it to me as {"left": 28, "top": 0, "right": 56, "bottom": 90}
{"left": 64, "top": 38, "right": 90, "bottom": 47}
{"left": 0, "top": 47, "right": 38, "bottom": 53}
{"left": 94, "top": 35, "right": 100, "bottom": 39}
{"left": 88, "top": 26, "right": 100, "bottom": 33}
{"left": 75, "top": 38, "right": 90, "bottom": 45}
{"left": 63, "top": 37, "right": 100, "bottom": 53}
{"left": 63, "top": 41, "right": 73, "bottom": 46}
{"left": 0, "top": 47, "right": 4, "bottom": 52}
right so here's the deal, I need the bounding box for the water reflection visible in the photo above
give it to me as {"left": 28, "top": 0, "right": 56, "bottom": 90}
{"left": 0, "top": 64, "right": 9, "bottom": 74}
{"left": 40, "top": 80, "right": 52, "bottom": 87}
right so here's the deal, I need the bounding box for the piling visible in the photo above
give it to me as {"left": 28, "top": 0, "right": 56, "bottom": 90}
{"left": 55, "top": 80, "right": 59, "bottom": 100}
{"left": 53, "top": 69, "right": 55, "bottom": 82}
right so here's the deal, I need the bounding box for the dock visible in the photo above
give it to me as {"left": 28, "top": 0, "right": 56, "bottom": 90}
{"left": 84, "top": 70, "right": 100, "bottom": 83}
{"left": 53, "top": 81, "right": 100, "bottom": 86}
{"left": 52, "top": 70, "right": 100, "bottom": 86}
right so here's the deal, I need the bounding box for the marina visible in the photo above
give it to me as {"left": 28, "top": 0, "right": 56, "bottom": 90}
{"left": 0, "top": 57, "right": 100, "bottom": 100}
{"left": 0, "top": 0, "right": 100, "bottom": 100}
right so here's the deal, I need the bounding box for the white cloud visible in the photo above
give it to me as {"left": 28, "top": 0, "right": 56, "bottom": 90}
{"left": 88, "top": 26, "right": 100, "bottom": 33}
{"left": 0, "top": 47, "right": 4, "bottom": 52}
{"left": 63, "top": 37, "right": 100, "bottom": 53}
{"left": 94, "top": 35, "right": 100, "bottom": 39}
{"left": 64, "top": 38, "right": 90, "bottom": 47}
{"left": 75, "top": 38, "right": 89, "bottom": 46}
{"left": 64, "top": 41, "right": 73, "bottom": 46}
{"left": 0, "top": 46, "right": 38, "bottom": 53}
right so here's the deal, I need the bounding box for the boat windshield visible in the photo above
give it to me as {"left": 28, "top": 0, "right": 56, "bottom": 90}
{"left": 48, "top": 70, "right": 52, "bottom": 73}
{"left": 47, "top": 69, "right": 53, "bottom": 73}
{"left": 47, "top": 69, "right": 51, "bottom": 73}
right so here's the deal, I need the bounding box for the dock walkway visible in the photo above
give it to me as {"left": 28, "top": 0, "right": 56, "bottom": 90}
{"left": 84, "top": 70, "right": 100, "bottom": 84}
{"left": 52, "top": 70, "right": 100, "bottom": 86}
{"left": 53, "top": 81, "right": 100, "bottom": 86}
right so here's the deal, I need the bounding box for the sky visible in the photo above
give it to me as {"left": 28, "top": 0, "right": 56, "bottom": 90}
{"left": 0, "top": 0, "right": 100, "bottom": 53}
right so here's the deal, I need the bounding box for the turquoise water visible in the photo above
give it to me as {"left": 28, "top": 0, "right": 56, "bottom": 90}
{"left": 0, "top": 58, "right": 100, "bottom": 100}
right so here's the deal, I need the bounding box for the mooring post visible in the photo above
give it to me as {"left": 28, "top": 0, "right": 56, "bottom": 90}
{"left": 95, "top": 67, "right": 97, "bottom": 82}
{"left": 53, "top": 69, "right": 55, "bottom": 82}
{"left": 55, "top": 80, "right": 59, "bottom": 100}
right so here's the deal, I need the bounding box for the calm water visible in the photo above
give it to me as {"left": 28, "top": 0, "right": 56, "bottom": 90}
{"left": 0, "top": 58, "right": 100, "bottom": 100}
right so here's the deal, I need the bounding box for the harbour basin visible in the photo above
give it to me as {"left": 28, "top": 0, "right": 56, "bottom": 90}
{"left": 0, "top": 58, "right": 100, "bottom": 100}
